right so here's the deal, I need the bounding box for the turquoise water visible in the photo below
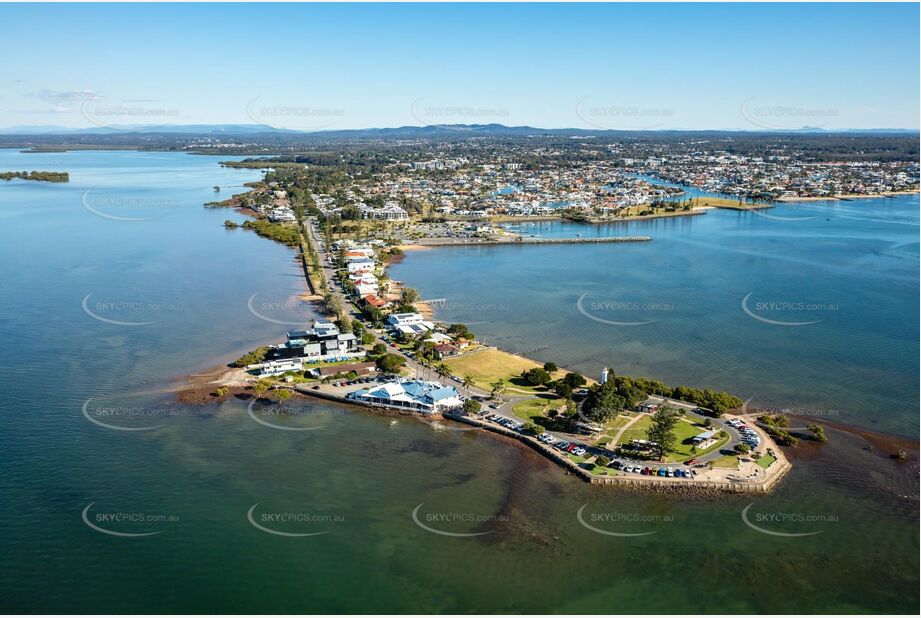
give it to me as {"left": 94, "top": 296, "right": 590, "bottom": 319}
{"left": 0, "top": 150, "right": 917, "bottom": 613}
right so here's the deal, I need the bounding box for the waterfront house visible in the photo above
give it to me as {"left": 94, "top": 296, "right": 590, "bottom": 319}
{"left": 362, "top": 294, "right": 390, "bottom": 309}
{"left": 346, "top": 258, "right": 375, "bottom": 274}
{"left": 266, "top": 320, "right": 363, "bottom": 364}
{"left": 347, "top": 379, "right": 463, "bottom": 413}
{"left": 386, "top": 312, "right": 434, "bottom": 335}
{"left": 257, "top": 358, "right": 304, "bottom": 377}
{"left": 432, "top": 343, "right": 460, "bottom": 359}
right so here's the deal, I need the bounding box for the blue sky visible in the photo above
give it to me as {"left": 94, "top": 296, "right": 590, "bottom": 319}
{"left": 1, "top": 2, "right": 918, "bottom": 130}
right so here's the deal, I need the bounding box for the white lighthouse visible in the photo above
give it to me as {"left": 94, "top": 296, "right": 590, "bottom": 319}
{"left": 600, "top": 367, "right": 609, "bottom": 384}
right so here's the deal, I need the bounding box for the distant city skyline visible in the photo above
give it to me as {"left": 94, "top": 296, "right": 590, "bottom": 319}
{"left": 1, "top": 2, "right": 918, "bottom": 130}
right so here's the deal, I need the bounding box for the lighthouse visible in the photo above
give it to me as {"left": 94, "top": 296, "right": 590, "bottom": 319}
{"left": 600, "top": 367, "right": 609, "bottom": 384}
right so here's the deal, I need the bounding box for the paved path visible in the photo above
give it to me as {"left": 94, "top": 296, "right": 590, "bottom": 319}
{"left": 609, "top": 412, "right": 647, "bottom": 445}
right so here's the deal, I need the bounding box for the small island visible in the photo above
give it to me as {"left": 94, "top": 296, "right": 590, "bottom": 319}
{"left": 0, "top": 170, "right": 69, "bottom": 183}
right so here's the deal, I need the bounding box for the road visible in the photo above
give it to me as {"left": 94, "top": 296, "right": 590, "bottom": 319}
{"left": 302, "top": 217, "right": 490, "bottom": 400}
{"left": 301, "top": 218, "right": 747, "bottom": 470}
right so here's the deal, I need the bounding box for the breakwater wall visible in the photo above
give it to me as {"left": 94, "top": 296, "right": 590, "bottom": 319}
{"left": 445, "top": 414, "right": 790, "bottom": 494}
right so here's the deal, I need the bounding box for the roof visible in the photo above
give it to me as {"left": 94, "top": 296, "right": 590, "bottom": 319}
{"left": 425, "top": 386, "right": 459, "bottom": 402}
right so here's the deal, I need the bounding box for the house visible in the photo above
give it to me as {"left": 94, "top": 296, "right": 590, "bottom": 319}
{"left": 354, "top": 281, "right": 379, "bottom": 297}
{"left": 344, "top": 247, "right": 374, "bottom": 259}
{"left": 359, "top": 203, "right": 409, "bottom": 221}
{"left": 386, "top": 312, "right": 435, "bottom": 335}
{"left": 269, "top": 320, "right": 363, "bottom": 363}
{"left": 432, "top": 343, "right": 460, "bottom": 359}
{"left": 362, "top": 294, "right": 390, "bottom": 309}
{"left": 346, "top": 258, "right": 375, "bottom": 274}
{"left": 347, "top": 379, "right": 463, "bottom": 413}
{"left": 425, "top": 332, "right": 454, "bottom": 345}
{"left": 258, "top": 358, "right": 304, "bottom": 376}
{"left": 308, "top": 361, "right": 377, "bottom": 378}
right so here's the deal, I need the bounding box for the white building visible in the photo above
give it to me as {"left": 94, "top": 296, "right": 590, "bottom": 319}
{"left": 347, "top": 380, "right": 463, "bottom": 413}
{"left": 346, "top": 258, "right": 375, "bottom": 274}
{"left": 386, "top": 312, "right": 435, "bottom": 335}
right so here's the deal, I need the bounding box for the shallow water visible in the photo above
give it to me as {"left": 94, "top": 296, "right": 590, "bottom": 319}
{"left": 0, "top": 150, "right": 917, "bottom": 613}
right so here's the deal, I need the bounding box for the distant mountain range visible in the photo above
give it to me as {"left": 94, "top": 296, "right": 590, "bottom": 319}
{"left": 0, "top": 123, "right": 916, "bottom": 137}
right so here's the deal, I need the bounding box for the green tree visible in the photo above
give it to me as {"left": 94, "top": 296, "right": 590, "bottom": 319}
{"left": 522, "top": 421, "right": 541, "bottom": 435}
{"left": 463, "top": 398, "right": 481, "bottom": 416}
{"left": 807, "top": 423, "right": 828, "bottom": 443}
{"left": 543, "top": 362, "right": 558, "bottom": 373}
{"left": 376, "top": 353, "right": 406, "bottom": 373}
{"left": 646, "top": 404, "right": 680, "bottom": 460}
{"left": 490, "top": 380, "right": 506, "bottom": 399}
{"left": 582, "top": 381, "right": 626, "bottom": 422}
{"left": 275, "top": 389, "right": 293, "bottom": 401}
{"left": 400, "top": 287, "right": 420, "bottom": 306}
{"left": 521, "top": 367, "right": 552, "bottom": 386}
{"left": 251, "top": 381, "right": 271, "bottom": 396}
{"left": 562, "top": 372, "right": 586, "bottom": 388}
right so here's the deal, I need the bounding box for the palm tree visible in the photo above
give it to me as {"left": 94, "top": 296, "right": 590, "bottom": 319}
{"left": 462, "top": 375, "right": 474, "bottom": 395}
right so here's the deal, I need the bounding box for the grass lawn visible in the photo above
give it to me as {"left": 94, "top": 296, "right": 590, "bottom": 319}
{"left": 511, "top": 396, "right": 562, "bottom": 422}
{"left": 614, "top": 414, "right": 654, "bottom": 446}
{"left": 710, "top": 454, "right": 740, "bottom": 469}
{"left": 594, "top": 414, "right": 635, "bottom": 446}
{"left": 663, "top": 420, "right": 730, "bottom": 462}
{"left": 755, "top": 454, "right": 777, "bottom": 469}
{"left": 444, "top": 348, "right": 565, "bottom": 393}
